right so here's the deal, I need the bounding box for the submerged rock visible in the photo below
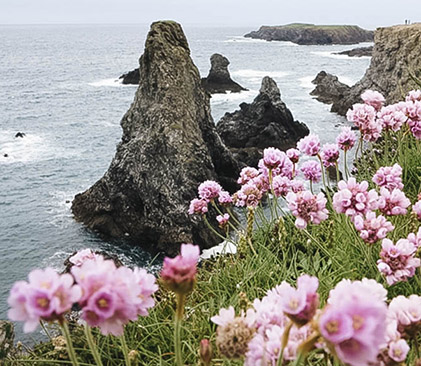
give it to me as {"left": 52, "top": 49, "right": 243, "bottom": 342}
{"left": 0, "top": 320, "right": 14, "bottom": 359}
{"left": 310, "top": 71, "right": 351, "bottom": 106}
{"left": 216, "top": 76, "right": 309, "bottom": 166}
{"left": 201, "top": 53, "right": 247, "bottom": 94}
{"left": 119, "top": 68, "right": 140, "bottom": 85}
{"left": 334, "top": 46, "right": 373, "bottom": 57}
{"left": 15, "top": 132, "right": 25, "bottom": 138}
{"left": 72, "top": 21, "right": 240, "bottom": 255}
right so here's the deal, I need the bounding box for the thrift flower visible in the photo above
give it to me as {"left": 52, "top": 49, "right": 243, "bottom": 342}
{"left": 262, "top": 147, "right": 284, "bottom": 169}
{"left": 300, "top": 160, "right": 322, "bottom": 183}
{"left": 286, "top": 148, "right": 300, "bottom": 163}
{"left": 297, "top": 134, "right": 320, "bottom": 156}
{"left": 69, "top": 248, "right": 99, "bottom": 267}
{"left": 372, "top": 164, "right": 404, "bottom": 191}
{"left": 237, "top": 167, "right": 259, "bottom": 185}
{"left": 218, "top": 191, "right": 232, "bottom": 205}
{"left": 407, "top": 227, "right": 421, "bottom": 248}
{"left": 216, "top": 213, "right": 230, "bottom": 228}
{"left": 272, "top": 175, "right": 291, "bottom": 197}
{"left": 361, "top": 90, "right": 385, "bottom": 111}
{"left": 413, "top": 199, "right": 421, "bottom": 220}
{"left": 346, "top": 103, "right": 382, "bottom": 141}
{"left": 377, "top": 105, "right": 406, "bottom": 132}
{"left": 378, "top": 188, "right": 411, "bottom": 216}
{"left": 353, "top": 211, "right": 394, "bottom": 244}
{"left": 188, "top": 198, "right": 208, "bottom": 215}
{"left": 406, "top": 90, "right": 421, "bottom": 102}
{"left": 233, "top": 182, "right": 263, "bottom": 208}
{"left": 321, "top": 143, "right": 339, "bottom": 167}
{"left": 198, "top": 180, "right": 222, "bottom": 201}
{"left": 336, "top": 127, "right": 357, "bottom": 151}
{"left": 388, "top": 294, "right": 421, "bottom": 338}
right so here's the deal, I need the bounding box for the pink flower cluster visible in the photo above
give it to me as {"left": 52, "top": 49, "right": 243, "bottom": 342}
{"left": 189, "top": 180, "right": 232, "bottom": 215}
{"left": 346, "top": 103, "right": 382, "bottom": 142}
{"left": 404, "top": 100, "right": 421, "bottom": 139}
{"left": 353, "top": 211, "right": 394, "bottom": 244}
{"left": 320, "top": 143, "right": 339, "bottom": 167}
{"left": 297, "top": 134, "right": 320, "bottom": 156}
{"left": 407, "top": 227, "right": 421, "bottom": 248}
{"left": 69, "top": 248, "right": 100, "bottom": 267}
{"left": 216, "top": 213, "right": 230, "bottom": 228}
{"left": 336, "top": 127, "right": 357, "bottom": 151}
{"left": 300, "top": 160, "right": 322, "bottom": 183}
{"left": 413, "top": 199, "right": 421, "bottom": 220}
{"left": 378, "top": 187, "right": 410, "bottom": 216}
{"left": 319, "top": 279, "right": 388, "bottom": 366}
{"left": 361, "top": 90, "right": 385, "bottom": 111}
{"left": 72, "top": 255, "right": 158, "bottom": 335}
{"left": 286, "top": 148, "right": 300, "bottom": 163}
{"left": 372, "top": 164, "right": 404, "bottom": 191}
{"left": 377, "top": 238, "right": 420, "bottom": 285}
{"left": 377, "top": 105, "right": 406, "bottom": 132}
{"left": 286, "top": 190, "right": 328, "bottom": 229}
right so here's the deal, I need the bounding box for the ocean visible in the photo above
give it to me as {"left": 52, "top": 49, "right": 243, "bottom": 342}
{"left": 0, "top": 24, "right": 371, "bottom": 340}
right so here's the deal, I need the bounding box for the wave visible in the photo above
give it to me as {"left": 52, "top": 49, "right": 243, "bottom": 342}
{"left": 232, "top": 69, "right": 289, "bottom": 79}
{"left": 223, "top": 36, "right": 298, "bottom": 46}
{"left": 299, "top": 75, "right": 356, "bottom": 89}
{"left": 311, "top": 51, "right": 371, "bottom": 60}
{"left": 88, "top": 78, "right": 136, "bottom": 87}
{"left": 210, "top": 89, "right": 257, "bottom": 105}
{"left": 0, "top": 132, "right": 50, "bottom": 164}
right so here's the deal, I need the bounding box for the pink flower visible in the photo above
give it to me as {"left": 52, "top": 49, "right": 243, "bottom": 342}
{"left": 8, "top": 268, "right": 82, "bottom": 333}
{"left": 378, "top": 187, "right": 410, "bottom": 216}
{"left": 188, "top": 198, "right": 208, "bottom": 215}
{"left": 361, "top": 90, "right": 385, "bottom": 111}
{"left": 286, "top": 148, "right": 300, "bottom": 163}
{"left": 300, "top": 160, "right": 322, "bottom": 183}
{"left": 321, "top": 143, "right": 339, "bottom": 167}
{"left": 353, "top": 211, "right": 394, "bottom": 244}
{"left": 377, "top": 105, "right": 406, "bottom": 132}
{"left": 258, "top": 152, "right": 293, "bottom": 180}
{"left": 333, "top": 178, "right": 379, "bottom": 220}
{"left": 319, "top": 278, "right": 388, "bottom": 366}
{"left": 404, "top": 100, "right": 421, "bottom": 140}
{"left": 69, "top": 248, "right": 100, "bottom": 267}
{"left": 413, "top": 199, "right": 421, "bottom": 220}
{"left": 290, "top": 179, "right": 305, "bottom": 193}
{"left": 262, "top": 147, "right": 283, "bottom": 169}
{"left": 406, "top": 90, "right": 421, "bottom": 102}
{"left": 218, "top": 191, "right": 232, "bottom": 205}
{"left": 336, "top": 127, "right": 357, "bottom": 151}
{"left": 271, "top": 175, "right": 291, "bottom": 197}
{"left": 216, "top": 213, "right": 230, "bottom": 228}
{"left": 388, "top": 339, "right": 410, "bottom": 362}
{"left": 377, "top": 239, "right": 420, "bottom": 285}
{"left": 233, "top": 182, "right": 263, "bottom": 208}
{"left": 372, "top": 164, "right": 404, "bottom": 191}
{"left": 211, "top": 306, "right": 236, "bottom": 327}
{"left": 297, "top": 134, "right": 320, "bottom": 156}
{"left": 160, "top": 243, "right": 200, "bottom": 295}
{"left": 286, "top": 190, "right": 328, "bottom": 229}
{"left": 133, "top": 268, "right": 159, "bottom": 316}
{"left": 346, "top": 103, "right": 382, "bottom": 142}
{"left": 198, "top": 180, "right": 222, "bottom": 201}
{"left": 388, "top": 294, "right": 421, "bottom": 338}
{"left": 275, "top": 274, "right": 319, "bottom": 326}
{"left": 237, "top": 167, "right": 259, "bottom": 185}
{"left": 407, "top": 227, "right": 421, "bottom": 249}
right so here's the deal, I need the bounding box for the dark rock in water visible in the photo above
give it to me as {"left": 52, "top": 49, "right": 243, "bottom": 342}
{"left": 313, "top": 24, "right": 421, "bottom": 116}
{"left": 119, "top": 68, "right": 140, "bottom": 85}
{"left": 245, "top": 23, "right": 374, "bottom": 45}
{"left": 0, "top": 320, "right": 14, "bottom": 359}
{"left": 3, "top": 154, "right": 8, "bottom": 158}
{"left": 72, "top": 21, "right": 240, "bottom": 255}
{"left": 15, "top": 132, "right": 25, "bottom": 138}
{"left": 310, "top": 71, "right": 351, "bottom": 106}
{"left": 334, "top": 46, "right": 373, "bottom": 57}
{"left": 216, "top": 76, "right": 309, "bottom": 166}
{"left": 201, "top": 53, "right": 247, "bottom": 94}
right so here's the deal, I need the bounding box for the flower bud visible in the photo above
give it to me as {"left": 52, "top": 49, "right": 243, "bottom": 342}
{"left": 199, "top": 339, "right": 212, "bottom": 366}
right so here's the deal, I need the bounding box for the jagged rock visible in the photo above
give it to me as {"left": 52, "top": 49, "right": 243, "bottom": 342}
{"left": 245, "top": 23, "right": 374, "bottom": 45}
{"left": 334, "top": 46, "right": 373, "bottom": 57}
{"left": 119, "top": 68, "right": 140, "bottom": 85}
{"left": 0, "top": 320, "right": 14, "bottom": 360}
{"left": 201, "top": 54, "right": 247, "bottom": 94}
{"left": 72, "top": 21, "right": 240, "bottom": 255}
{"left": 314, "top": 24, "right": 421, "bottom": 115}
{"left": 310, "top": 71, "right": 351, "bottom": 105}
{"left": 15, "top": 132, "right": 25, "bottom": 138}
{"left": 216, "top": 76, "right": 309, "bottom": 166}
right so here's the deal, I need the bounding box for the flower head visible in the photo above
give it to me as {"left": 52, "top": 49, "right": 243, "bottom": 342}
{"left": 377, "top": 105, "right": 407, "bottom": 132}
{"left": 188, "top": 198, "right": 208, "bottom": 215}
{"left": 378, "top": 187, "right": 410, "bottom": 216}
{"left": 413, "top": 199, "right": 421, "bottom": 220}
{"left": 372, "top": 164, "right": 404, "bottom": 191}
{"left": 353, "top": 211, "right": 394, "bottom": 244}
{"left": 69, "top": 249, "right": 100, "bottom": 267}
{"left": 237, "top": 167, "right": 259, "bottom": 185}
{"left": 346, "top": 103, "right": 382, "bottom": 141}
{"left": 297, "top": 134, "right": 320, "bottom": 156}
{"left": 216, "top": 213, "right": 230, "bottom": 228}
{"left": 300, "top": 160, "right": 322, "bottom": 183}
{"left": 321, "top": 143, "right": 340, "bottom": 167}
{"left": 336, "top": 127, "right": 357, "bottom": 151}
{"left": 361, "top": 90, "right": 385, "bottom": 111}
{"left": 198, "top": 180, "right": 222, "bottom": 201}
{"left": 286, "top": 148, "right": 300, "bottom": 163}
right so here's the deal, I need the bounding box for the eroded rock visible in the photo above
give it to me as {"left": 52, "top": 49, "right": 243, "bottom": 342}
{"left": 310, "top": 71, "right": 351, "bottom": 105}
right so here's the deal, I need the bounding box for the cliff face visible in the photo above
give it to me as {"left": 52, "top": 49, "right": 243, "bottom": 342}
{"left": 72, "top": 21, "right": 240, "bottom": 255}
{"left": 245, "top": 23, "right": 373, "bottom": 45}
{"left": 315, "top": 24, "right": 421, "bottom": 115}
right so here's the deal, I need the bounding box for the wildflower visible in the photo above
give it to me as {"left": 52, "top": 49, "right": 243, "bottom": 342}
{"left": 258, "top": 152, "right": 293, "bottom": 179}
{"left": 198, "top": 180, "right": 222, "bottom": 201}
{"left": 336, "top": 127, "right": 357, "bottom": 151}
{"left": 333, "top": 178, "right": 379, "bottom": 220}
{"left": 373, "top": 164, "right": 404, "bottom": 191}
{"left": 233, "top": 182, "right": 263, "bottom": 208}
{"left": 346, "top": 103, "right": 382, "bottom": 142}
{"left": 216, "top": 213, "right": 230, "bottom": 228}
{"left": 286, "top": 190, "right": 328, "bottom": 229}
{"left": 407, "top": 227, "right": 421, "bottom": 248}
{"left": 237, "top": 167, "right": 259, "bottom": 185}
{"left": 272, "top": 175, "right": 291, "bottom": 197}
{"left": 188, "top": 198, "right": 208, "bottom": 215}
{"left": 378, "top": 188, "right": 410, "bottom": 216}
{"left": 404, "top": 100, "right": 421, "bottom": 140}
{"left": 406, "top": 90, "right": 421, "bottom": 102}
{"left": 353, "top": 211, "right": 394, "bottom": 244}
{"left": 286, "top": 148, "right": 300, "bottom": 163}
{"left": 321, "top": 143, "right": 340, "bottom": 167}
{"left": 262, "top": 147, "right": 284, "bottom": 169}
{"left": 388, "top": 339, "right": 410, "bottom": 363}
{"left": 160, "top": 243, "right": 200, "bottom": 295}
{"left": 199, "top": 339, "right": 212, "bottom": 366}
{"left": 290, "top": 179, "right": 305, "bottom": 193}
{"left": 361, "top": 90, "right": 385, "bottom": 111}
{"left": 218, "top": 191, "right": 232, "bottom": 205}
{"left": 388, "top": 294, "right": 421, "bottom": 338}
{"left": 69, "top": 248, "right": 100, "bottom": 267}
{"left": 300, "top": 160, "right": 322, "bottom": 183}
{"left": 377, "top": 239, "right": 420, "bottom": 285}
{"left": 297, "top": 134, "right": 320, "bottom": 156}
{"left": 413, "top": 199, "right": 421, "bottom": 220}
{"left": 319, "top": 278, "right": 388, "bottom": 366}
{"left": 377, "top": 105, "right": 406, "bottom": 132}
{"left": 8, "top": 268, "right": 82, "bottom": 333}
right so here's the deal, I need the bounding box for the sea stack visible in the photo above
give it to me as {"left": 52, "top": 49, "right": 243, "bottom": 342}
{"left": 312, "top": 24, "right": 421, "bottom": 115}
{"left": 201, "top": 53, "right": 247, "bottom": 94}
{"left": 72, "top": 21, "right": 240, "bottom": 255}
{"left": 216, "top": 76, "right": 309, "bottom": 166}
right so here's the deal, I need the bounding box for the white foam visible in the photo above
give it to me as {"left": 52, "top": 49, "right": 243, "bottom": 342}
{"left": 337, "top": 76, "right": 355, "bottom": 86}
{"left": 88, "top": 78, "right": 136, "bottom": 87}
{"left": 201, "top": 241, "right": 237, "bottom": 259}
{"left": 311, "top": 51, "right": 371, "bottom": 60}
{"left": 210, "top": 89, "right": 257, "bottom": 105}
{"left": 223, "top": 37, "right": 298, "bottom": 46}
{"left": 232, "top": 69, "right": 289, "bottom": 79}
{"left": 299, "top": 76, "right": 316, "bottom": 89}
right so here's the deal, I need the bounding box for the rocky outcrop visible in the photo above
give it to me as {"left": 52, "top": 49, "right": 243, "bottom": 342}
{"left": 119, "top": 68, "right": 140, "bottom": 85}
{"left": 201, "top": 54, "right": 247, "bottom": 94}
{"left": 0, "top": 320, "right": 14, "bottom": 360}
{"left": 216, "top": 76, "right": 309, "bottom": 166}
{"left": 314, "top": 24, "right": 421, "bottom": 115}
{"left": 245, "top": 23, "right": 374, "bottom": 45}
{"left": 310, "top": 71, "right": 351, "bottom": 107}
{"left": 72, "top": 21, "right": 240, "bottom": 255}
{"left": 334, "top": 46, "right": 373, "bottom": 57}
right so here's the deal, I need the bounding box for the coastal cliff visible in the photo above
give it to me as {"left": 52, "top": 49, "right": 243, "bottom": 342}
{"left": 312, "top": 24, "right": 421, "bottom": 115}
{"left": 72, "top": 21, "right": 240, "bottom": 255}
{"left": 245, "top": 23, "right": 373, "bottom": 45}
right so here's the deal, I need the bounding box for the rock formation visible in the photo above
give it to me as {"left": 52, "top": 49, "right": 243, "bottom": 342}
{"left": 201, "top": 53, "right": 247, "bottom": 94}
{"left": 334, "top": 46, "right": 373, "bottom": 57}
{"left": 245, "top": 23, "right": 374, "bottom": 45}
{"left": 72, "top": 21, "right": 240, "bottom": 255}
{"left": 216, "top": 76, "right": 309, "bottom": 166}
{"left": 310, "top": 71, "right": 351, "bottom": 108}
{"left": 119, "top": 68, "right": 140, "bottom": 85}
{"left": 313, "top": 24, "right": 421, "bottom": 115}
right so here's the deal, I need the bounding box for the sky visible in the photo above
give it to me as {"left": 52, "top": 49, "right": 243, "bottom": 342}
{"left": 0, "top": 0, "right": 420, "bottom": 29}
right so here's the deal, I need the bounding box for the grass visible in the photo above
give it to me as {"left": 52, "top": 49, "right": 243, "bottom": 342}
{"left": 5, "top": 127, "right": 421, "bottom": 365}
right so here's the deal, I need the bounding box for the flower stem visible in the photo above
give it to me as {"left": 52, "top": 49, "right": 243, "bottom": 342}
{"left": 84, "top": 324, "right": 103, "bottom": 366}
{"left": 174, "top": 293, "right": 186, "bottom": 366}
{"left": 60, "top": 322, "right": 80, "bottom": 366}
{"left": 120, "top": 334, "right": 131, "bottom": 366}
{"left": 277, "top": 321, "right": 293, "bottom": 366}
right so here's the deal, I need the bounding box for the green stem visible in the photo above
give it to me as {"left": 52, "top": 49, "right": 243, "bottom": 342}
{"left": 293, "top": 352, "right": 306, "bottom": 366}
{"left": 174, "top": 293, "right": 186, "bottom": 366}
{"left": 60, "top": 322, "right": 80, "bottom": 366}
{"left": 84, "top": 324, "right": 103, "bottom": 366}
{"left": 211, "top": 201, "right": 239, "bottom": 233}
{"left": 414, "top": 334, "right": 420, "bottom": 358}
{"left": 343, "top": 149, "right": 348, "bottom": 180}
{"left": 203, "top": 215, "right": 229, "bottom": 242}
{"left": 39, "top": 320, "right": 53, "bottom": 342}
{"left": 277, "top": 321, "right": 293, "bottom": 366}
{"left": 120, "top": 334, "right": 131, "bottom": 366}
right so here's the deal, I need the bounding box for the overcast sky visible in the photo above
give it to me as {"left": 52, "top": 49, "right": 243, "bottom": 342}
{"left": 0, "top": 0, "right": 420, "bottom": 29}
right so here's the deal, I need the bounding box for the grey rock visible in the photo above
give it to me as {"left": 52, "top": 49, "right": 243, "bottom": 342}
{"left": 201, "top": 53, "right": 247, "bottom": 94}
{"left": 216, "top": 76, "right": 309, "bottom": 166}
{"left": 0, "top": 320, "right": 14, "bottom": 360}
{"left": 334, "top": 46, "right": 373, "bottom": 57}
{"left": 310, "top": 71, "right": 351, "bottom": 105}
{"left": 119, "top": 68, "right": 140, "bottom": 85}
{"left": 72, "top": 21, "right": 241, "bottom": 255}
